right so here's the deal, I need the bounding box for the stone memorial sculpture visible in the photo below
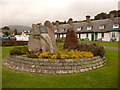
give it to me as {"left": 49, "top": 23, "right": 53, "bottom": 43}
{"left": 28, "top": 22, "right": 58, "bottom": 53}
{"left": 63, "top": 28, "right": 79, "bottom": 49}
{"left": 44, "top": 21, "right": 58, "bottom": 52}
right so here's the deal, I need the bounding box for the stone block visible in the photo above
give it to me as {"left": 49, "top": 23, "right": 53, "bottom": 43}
{"left": 56, "top": 70, "right": 62, "bottom": 74}
{"left": 68, "top": 70, "right": 74, "bottom": 73}
{"left": 85, "top": 68, "right": 89, "bottom": 71}
{"left": 61, "top": 70, "right": 68, "bottom": 74}
{"left": 71, "top": 66, "right": 76, "bottom": 69}
{"left": 89, "top": 68, "right": 92, "bottom": 70}
{"left": 93, "top": 67, "right": 97, "bottom": 69}
{"left": 73, "top": 70, "right": 80, "bottom": 73}
{"left": 80, "top": 69, "right": 85, "bottom": 72}
{"left": 64, "top": 66, "right": 71, "bottom": 70}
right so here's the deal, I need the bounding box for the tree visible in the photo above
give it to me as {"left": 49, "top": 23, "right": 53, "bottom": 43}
{"left": 3, "top": 32, "right": 9, "bottom": 36}
{"left": 52, "top": 21, "right": 56, "bottom": 25}
{"left": 94, "top": 12, "right": 108, "bottom": 20}
{"left": 17, "top": 32, "right": 22, "bottom": 35}
{"left": 14, "top": 29, "right": 18, "bottom": 35}
{"left": 108, "top": 10, "right": 120, "bottom": 18}
{"left": 63, "top": 21, "right": 66, "bottom": 24}
{"left": 118, "top": 10, "right": 120, "bottom": 17}
{"left": 2, "top": 26, "right": 10, "bottom": 30}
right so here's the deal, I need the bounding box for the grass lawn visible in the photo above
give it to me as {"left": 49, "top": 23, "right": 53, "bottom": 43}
{"left": 1, "top": 42, "right": 118, "bottom": 88}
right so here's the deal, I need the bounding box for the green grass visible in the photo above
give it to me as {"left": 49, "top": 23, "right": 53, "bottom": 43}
{"left": 1, "top": 42, "right": 118, "bottom": 88}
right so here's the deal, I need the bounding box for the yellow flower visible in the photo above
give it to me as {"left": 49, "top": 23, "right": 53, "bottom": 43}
{"left": 51, "top": 55, "right": 58, "bottom": 59}
{"left": 60, "top": 54, "right": 69, "bottom": 59}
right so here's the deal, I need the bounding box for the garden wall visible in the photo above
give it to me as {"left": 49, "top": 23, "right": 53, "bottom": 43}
{"left": 2, "top": 55, "right": 106, "bottom": 74}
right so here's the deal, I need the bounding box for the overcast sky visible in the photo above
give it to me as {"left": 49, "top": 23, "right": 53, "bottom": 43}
{"left": 0, "top": 0, "right": 119, "bottom": 27}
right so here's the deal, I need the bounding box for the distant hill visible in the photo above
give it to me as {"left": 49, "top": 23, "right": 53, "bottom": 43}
{"left": 7, "top": 25, "right": 32, "bottom": 32}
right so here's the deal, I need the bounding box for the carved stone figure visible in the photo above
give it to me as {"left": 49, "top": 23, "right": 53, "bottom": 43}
{"left": 28, "top": 22, "right": 57, "bottom": 53}
{"left": 44, "top": 21, "right": 58, "bottom": 53}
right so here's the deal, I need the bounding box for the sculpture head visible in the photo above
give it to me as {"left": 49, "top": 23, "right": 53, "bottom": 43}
{"left": 44, "top": 21, "right": 54, "bottom": 32}
{"left": 39, "top": 26, "right": 48, "bottom": 34}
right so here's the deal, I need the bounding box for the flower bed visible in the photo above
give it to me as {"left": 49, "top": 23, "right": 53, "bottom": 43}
{"left": 10, "top": 46, "right": 94, "bottom": 59}
{"left": 2, "top": 45, "right": 106, "bottom": 74}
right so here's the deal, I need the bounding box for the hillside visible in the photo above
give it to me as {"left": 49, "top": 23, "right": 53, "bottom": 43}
{"left": 7, "top": 25, "right": 32, "bottom": 31}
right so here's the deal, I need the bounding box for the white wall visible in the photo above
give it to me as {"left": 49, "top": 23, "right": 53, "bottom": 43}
{"left": 77, "top": 34, "right": 79, "bottom": 38}
{"left": 115, "top": 32, "right": 120, "bottom": 41}
{"left": 15, "top": 35, "right": 29, "bottom": 41}
{"left": 55, "top": 32, "right": 120, "bottom": 41}
{"left": 60, "top": 34, "right": 62, "bottom": 38}
{"left": 81, "top": 34, "right": 86, "bottom": 39}
{"left": 102, "top": 33, "right": 110, "bottom": 41}
{"left": 88, "top": 33, "right": 91, "bottom": 40}
{"left": 98, "top": 33, "right": 102, "bottom": 39}
{"left": 63, "top": 34, "right": 66, "bottom": 37}
{"left": 55, "top": 34, "right": 57, "bottom": 38}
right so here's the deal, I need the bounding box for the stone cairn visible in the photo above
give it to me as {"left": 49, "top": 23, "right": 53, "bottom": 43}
{"left": 63, "top": 28, "right": 79, "bottom": 49}
{"left": 28, "top": 21, "right": 57, "bottom": 53}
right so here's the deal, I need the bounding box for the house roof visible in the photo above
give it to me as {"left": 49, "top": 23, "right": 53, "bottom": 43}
{"left": 54, "top": 17, "right": 120, "bottom": 33}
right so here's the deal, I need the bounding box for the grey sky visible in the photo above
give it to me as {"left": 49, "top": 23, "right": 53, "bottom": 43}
{"left": 0, "top": 0, "right": 119, "bottom": 27}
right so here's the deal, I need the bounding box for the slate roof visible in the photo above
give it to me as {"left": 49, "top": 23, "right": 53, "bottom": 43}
{"left": 54, "top": 17, "right": 120, "bottom": 34}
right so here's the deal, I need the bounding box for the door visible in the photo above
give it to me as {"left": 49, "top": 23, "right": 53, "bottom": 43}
{"left": 95, "top": 33, "right": 98, "bottom": 40}
{"left": 57, "top": 34, "right": 60, "bottom": 38}
{"left": 91, "top": 33, "right": 94, "bottom": 41}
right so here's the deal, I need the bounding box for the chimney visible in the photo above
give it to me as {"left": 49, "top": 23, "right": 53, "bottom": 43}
{"left": 56, "top": 20, "right": 59, "bottom": 26}
{"left": 86, "top": 15, "right": 90, "bottom": 23}
{"left": 68, "top": 18, "right": 73, "bottom": 24}
{"left": 109, "top": 11, "right": 115, "bottom": 20}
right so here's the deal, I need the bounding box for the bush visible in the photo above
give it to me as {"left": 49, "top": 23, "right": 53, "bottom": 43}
{"left": 26, "top": 53, "right": 38, "bottom": 58}
{"left": 84, "top": 38, "right": 89, "bottom": 41}
{"left": 10, "top": 46, "right": 29, "bottom": 55}
{"left": 10, "top": 48, "right": 25, "bottom": 55}
{"left": 75, "top": 43, "right": 105, "bottom": 57}
{"left": 1, "top": 40, "right": 28, "bottom": 46}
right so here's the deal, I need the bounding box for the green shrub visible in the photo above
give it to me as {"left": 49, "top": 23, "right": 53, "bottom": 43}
{"left": 26, "top": 53, "right": 38, "bottom": 58}
{"left": 10, "top": 48, "right": 24, "bottom": 55}
{"left": 10, "top": 46, "right": 29, "bottom": 55}
{"left": 75, "top": 43, "right": 105, "bottom": 57}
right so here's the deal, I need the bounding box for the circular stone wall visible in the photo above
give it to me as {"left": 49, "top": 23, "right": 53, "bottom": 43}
{"left": 2, "top": 55, "right": 107, "bottom": 74}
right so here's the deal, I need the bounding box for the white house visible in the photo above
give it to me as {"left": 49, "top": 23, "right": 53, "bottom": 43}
{"left": 15, "top": 31, "right": 30, "bottom": 41}
{"left": 0, "top": 30, "right": 3, "bottom": 37}
{"left": 54, "top": 12, "right": 120, "bottom": 42}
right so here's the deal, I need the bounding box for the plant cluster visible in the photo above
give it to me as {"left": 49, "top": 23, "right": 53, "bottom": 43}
{"left": 10, "top": 46, "right": 29, "bottom": 55}
{"left": 18, "top": 49, "right": 94, "bottom": 59}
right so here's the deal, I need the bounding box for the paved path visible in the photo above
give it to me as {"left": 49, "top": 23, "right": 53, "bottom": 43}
{"left": 103, "top": 46, "right": 120, "bottom": 50}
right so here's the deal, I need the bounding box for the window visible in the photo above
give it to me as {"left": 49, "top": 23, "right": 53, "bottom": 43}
{"left": 101, "top": 33, "right": 104, "bottom": 38}
{"left": 99, "top": 25, "right": 105, "bottom": 29}
{"left": 113, "top": 24, "right": 119, "bottom": 29}
{"left": 87, "top": 26, "right": 92, "bottom": 30}
{"left": 55, "top": 29, "right": 58, "bottom": 32}
{"left": 77, "top": 27, "right": 82, "bottom": 31}
{"left": 112, "top": 32, "right": 115, "bottom": 37}
{"left": 62, "top": 28, "right": 66, "bottom": 32}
